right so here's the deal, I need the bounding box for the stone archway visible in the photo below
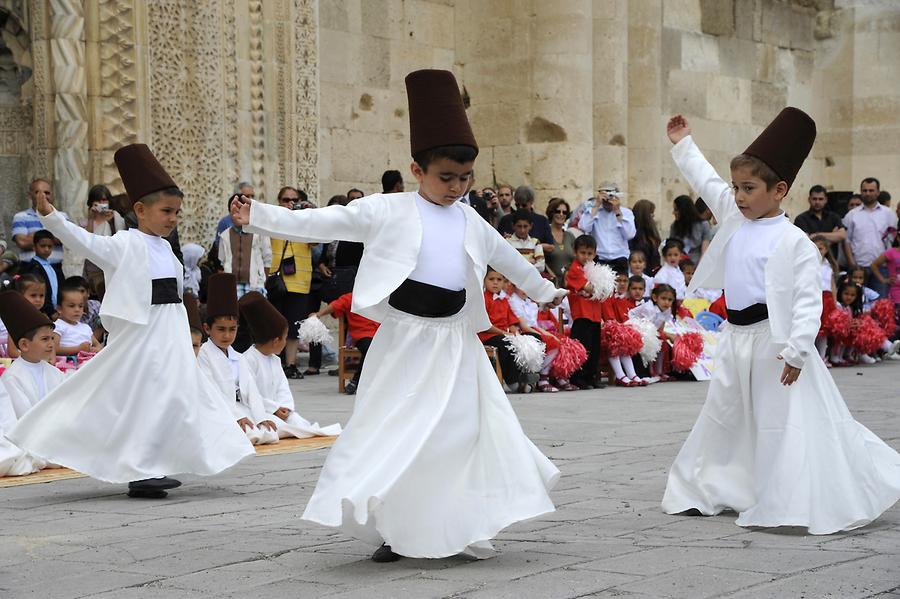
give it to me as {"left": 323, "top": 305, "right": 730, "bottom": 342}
{"left": 0, "top": 6, "right": 32, "bottom": 240}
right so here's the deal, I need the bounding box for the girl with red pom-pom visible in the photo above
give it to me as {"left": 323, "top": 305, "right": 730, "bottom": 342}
{"left": 812, "top": 236, "right": 838, "bottom": 365}
{"left": 601, "top": 272, "right": 647, "bottom": 387}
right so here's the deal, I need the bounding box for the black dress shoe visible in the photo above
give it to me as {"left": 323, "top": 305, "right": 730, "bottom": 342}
{"left": 344, "top": 381, "right": 358, "bottom": 395}
{"left": 129, "top": 477, "right": 182, "bottom": 491}
{"left": 371, "top": 544, "right": 401, "bottom": 563}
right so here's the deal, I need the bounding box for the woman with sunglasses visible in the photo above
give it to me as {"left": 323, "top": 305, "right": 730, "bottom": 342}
{"left": 545, "top": 197, "right": 577, "bottom": 286}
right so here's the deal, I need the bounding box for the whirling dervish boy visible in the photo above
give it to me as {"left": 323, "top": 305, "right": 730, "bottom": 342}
{"left": 230, "top": 69, "right": 567, "bottom": 561}
{"left": 9, "top": 144, "right": 254, "bottom": 498}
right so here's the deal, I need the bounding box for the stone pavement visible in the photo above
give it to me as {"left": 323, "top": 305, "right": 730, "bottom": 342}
{"left": 2, "top": 363, "right": 899, "bottom": 599}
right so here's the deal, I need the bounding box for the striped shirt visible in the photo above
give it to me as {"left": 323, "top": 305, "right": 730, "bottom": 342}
{"left": 11, "top": 208, "right": 68, "bottom": 264}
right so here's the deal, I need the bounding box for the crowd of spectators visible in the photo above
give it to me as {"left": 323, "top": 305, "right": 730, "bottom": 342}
{"left": 3, "top": 171, "right": 898, "bottom": 381}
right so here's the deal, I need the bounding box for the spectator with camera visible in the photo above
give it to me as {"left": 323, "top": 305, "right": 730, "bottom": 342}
{"left": 577, "top": 183, "right": 636, "bottom": 273}
{"left": 80, "top": 184, "right": 125, "bottom": 299}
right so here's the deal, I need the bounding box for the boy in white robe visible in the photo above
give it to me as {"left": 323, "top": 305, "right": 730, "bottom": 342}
{"left": 0, "top": 291, "right": 61, "bottom": 476}
{"left": 197, "top": 273, "right": 278, "bottom": 445}
{"left": 8, "top": 144, "right": 254, "bottom": 499}
{"left": 662, "top": 109, "right": 900, "bottom": 533}
{"left": 230, "top": 70, "right": 567, "bottom": 562}
{"left": 238, "top": 292, "right": 341, "bottom": 440}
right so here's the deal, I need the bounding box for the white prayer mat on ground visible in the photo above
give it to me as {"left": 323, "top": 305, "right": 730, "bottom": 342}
{"left": 0, "top": 435, "right": 338, "bottom": 488}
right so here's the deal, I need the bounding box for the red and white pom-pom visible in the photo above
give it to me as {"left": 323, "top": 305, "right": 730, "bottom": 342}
{"left": 601, "top": 320, "right": 644, "bottom": 357}
{"left": 671, "top": 332, "right": 704, "bottom": 372}
{"left": 297, "top": 314, "right": 333, "bottom": 346}
{"left": 823, "top": 309, "right": 852, "bottom": 344}
{"left": 869, "top": 298, "right": 897, "bottom": 337}
{"left": 850, "top": 315, "right": 887, "bottom": 355}
{"left": 76, "top": 351, "right": 96, "bottom": 365}
{"left": 505, "top": 334, "right": 546, "bottom": 374}
{"left": 584, "top": 262, "right": 616, "bottom": 301}
{"left": 626, "top": 317, "right": 662, "bottom": 365}
{"left": 550, "top": 336, "right": 588, "bottom": 380}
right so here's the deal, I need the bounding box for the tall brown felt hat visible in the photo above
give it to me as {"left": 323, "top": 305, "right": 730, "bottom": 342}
{"left": 239, "top": 295, "right": 288, "bottom": 343}
{"left": 0, "top": 291, "right": 53, "bottom": 345}
{"left": 184, "top": 292, "right": 202, "bottom": 333}
{"left": 206, "top": 273, "right": 239, "bottom": 320}
{"left": 742, "top": 107, "right": 816, "bottom": 190}
{"left": 405, "top": 69, "right": 478, "bottom": 157}
{"left": 113, "top": 143, "right": 179, "bottom": 202}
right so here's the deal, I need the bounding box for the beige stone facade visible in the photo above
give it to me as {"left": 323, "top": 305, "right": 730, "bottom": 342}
{"left": 0, "top": 0, "right": 897, "bottom": 248}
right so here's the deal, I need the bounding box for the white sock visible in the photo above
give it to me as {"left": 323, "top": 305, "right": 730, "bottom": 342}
{"left": 815, "top": 336, "right": 828, "bottom": 359}
{"left": 609, "top": 356, "right": 627, "bottom": 379}
{"left": 622, "top": 355, "right": 638, "bottom": 379}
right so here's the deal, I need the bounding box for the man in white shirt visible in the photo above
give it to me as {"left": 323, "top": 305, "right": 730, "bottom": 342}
{"left": 843, "top": 176, "right": 896, "bottom": 295}
{"left": 577, "top": 183, "right": 636, "bottom": 273}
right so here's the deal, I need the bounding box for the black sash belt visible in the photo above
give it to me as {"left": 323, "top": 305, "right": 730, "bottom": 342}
{"left": 727, "top": 303, "right": 768, "bottom": 326}
{"left": 389, "top": 278, "right": 466, "bottom": 318}
{"left": 151, "top": 278, "right": 182, "bottom": 305}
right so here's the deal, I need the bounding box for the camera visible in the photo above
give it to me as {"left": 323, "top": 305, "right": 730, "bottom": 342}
{"left": 483, "top": 191, "right": 494, "bottom": 201}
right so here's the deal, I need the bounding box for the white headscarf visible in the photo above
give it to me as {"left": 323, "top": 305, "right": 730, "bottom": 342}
{"left": 181, "top": 243, "right": 205, "bottom": 297}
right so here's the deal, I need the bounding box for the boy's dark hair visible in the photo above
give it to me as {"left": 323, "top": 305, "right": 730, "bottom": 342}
{"left": 32, "top": 229, "right": 54, "bottom": 246}
{"left": 57, "top": 285, "right": 84, "bottom": 304}
{"left": 511, "top": 209, "right": 533, "bottom": 225}
{"left": 87, "top": 184, "right": 112, "bottom": 208}
{"left": 17, "top": 323, "right": 55, "bottom": 348}
{"left": 381, "top": 170, "right": 403, "bottom": 193}
{"left": 730, "top": 154, "right": 781, "bottom": 189}
{"left": 651, "top": 283, "right": 677, "bottom": 299}
{"left": 328, "top": 194, "right": 349, "bottom": 207}
{"left": 14, "top": 272, "right": 43, "bottom": 292}
{"left": 64, "top": 275, "right": 89, "bottom": 289}
{"left": 573, "top": 234, "right": 597, "bottom": 251}
{"left": 59, "top": 278, "right": 87, "bottom": 296}
{"left": 877, "top": 191, "right": 891, "bottom": 205}
{"left": 695, "top": 197, "right": 709, "bottom": 214}
{"left": 205, "top": 313, "right": 239, "bottom": 327}
{"left": 808, "top": 184, "right": 827, "bottom": 196}
{"left": 486, "top": 265, "right": 497, "bottom": 275}
{"left": 138, "top": 186, "right": 184, "bottom": 206}
{"left": 679, "top": 258, "right": 695, "bottom": 271}
{"left": 661, "top": 238, "right": 684, "bottom": 255}
{"left": 347, "top": 187, "right": 364, "bottom": 197}
{"left": 627, "top": 275, "right": 645, "bottom": 288}
{"left": 861, "top": 177, "right": 880, "bottom": 190}
{"left": 412, "top": 145, "right": 478, "bottom": 170}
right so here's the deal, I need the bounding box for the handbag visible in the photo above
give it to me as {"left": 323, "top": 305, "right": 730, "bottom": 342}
{"left": 265, "top": 241, "right": 290, "bottom": 302}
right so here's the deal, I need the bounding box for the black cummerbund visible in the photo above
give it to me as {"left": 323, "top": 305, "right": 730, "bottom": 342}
{"left": 388, "top": 278, "right": 466, "bottom": 318}
{"left": 727, "top": 302, "right": 768, "bottom": 326}
{"left": 151, "top": 278, "right": 182, "bottom": 305}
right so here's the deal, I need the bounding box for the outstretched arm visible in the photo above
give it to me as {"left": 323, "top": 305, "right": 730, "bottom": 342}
{"left": 37, "top": 209, "right": 121, "bottom": 271}
{"left": 667, "top": 115, "right": 738, "bottom": 224}
{"left": 233, "top": 196, "right": 373, "bottom": 244}
{"left": 488, "top": 226, "right": 566, "bottom": 306}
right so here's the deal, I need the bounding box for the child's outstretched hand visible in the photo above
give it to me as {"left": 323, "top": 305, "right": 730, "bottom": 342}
{"left": 776, "top": 355, "right": 801, "bottom": 385}
{"left": 667, "top": 115, "right": 691, "bottom": 145}
{"left": 230, "top": 194, "right": 252, "bottom": 226}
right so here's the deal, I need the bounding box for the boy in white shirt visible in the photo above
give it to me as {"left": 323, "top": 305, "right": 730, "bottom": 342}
{"left": 197, "top": 274, "right": 278, "bottom": 445}
{"left": 238, "top": 292, "right": 341, "bottom": 440}
{"left": 0, "top": 291, "right": 63, "bottom": 476}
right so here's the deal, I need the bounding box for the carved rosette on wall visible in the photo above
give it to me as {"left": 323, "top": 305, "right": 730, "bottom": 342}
{"left": 147, "top": 0, "right": 233, "bottom": 246}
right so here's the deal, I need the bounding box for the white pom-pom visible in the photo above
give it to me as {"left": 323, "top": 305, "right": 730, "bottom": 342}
{"left": 584, "top": 262, "right": 616, "bottom": 301}
{"left": 505, "top": 334, "right": 546, "bottom": 374}
{"left": 298, "top": 315, "right": 333, "bottom": 346}
{"left": 626, "top": 317, "right": 662, "bottom": 365}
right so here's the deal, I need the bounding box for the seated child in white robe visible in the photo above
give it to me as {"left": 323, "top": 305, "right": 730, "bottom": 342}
{"left": 239, "top": 292, "right": 341, "bottom": 439}
{"left": 197, "top": 274, "right": 278, "bottom": 445}
{"left": 0, "top": 291, "right": 63, "bottom": 475}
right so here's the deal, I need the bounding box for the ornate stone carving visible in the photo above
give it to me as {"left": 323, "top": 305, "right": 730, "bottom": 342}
{"left": 293, "top": 0, "right": 318, "bottom": 203}
{"left": 147, "top": 0, "right": 231, "bottom": 245}
{"left": 49, "top": 0, "right": 89, "bottom": 219}
{"left": 248, "top": 0, "right": 265, "bottom": 200}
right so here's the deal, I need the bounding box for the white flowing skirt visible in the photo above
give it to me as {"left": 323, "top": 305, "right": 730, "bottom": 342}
{"left": 662, "top": 320, "right": 900, "bottom": 534}
{"left": 9, "top": 304, "right": 255, "bottom": 483}
{"left": 302, "top": 307, "right": 560, "bottom": 558}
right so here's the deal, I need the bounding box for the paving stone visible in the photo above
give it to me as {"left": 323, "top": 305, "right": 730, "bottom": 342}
{"left": 0, "top": 363, "right": 897, "bottom": 598}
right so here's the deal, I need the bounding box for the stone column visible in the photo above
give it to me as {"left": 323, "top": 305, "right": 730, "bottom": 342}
{"left": 49, "top": 0, "right": 89, "bottom": 219}
{"left": 593, "top": 0, "right": 629, "bottom": 197}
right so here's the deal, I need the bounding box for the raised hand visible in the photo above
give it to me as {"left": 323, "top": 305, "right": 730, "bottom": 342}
{"left": 666, "top": 114, "right": 691, "bottom": 145}
{"left": 230, "top": 194, "right": 252, "bottom": 226}
{"left": 34, "top": 190, "right": 54, "bottom": 216}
